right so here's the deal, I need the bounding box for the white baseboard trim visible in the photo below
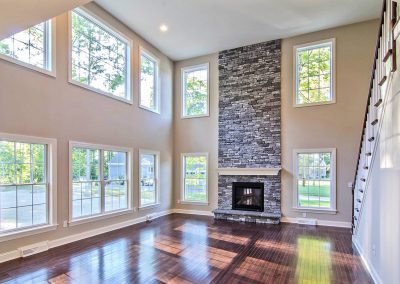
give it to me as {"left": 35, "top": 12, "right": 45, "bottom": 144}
{"left": 172, "top": 209, "right": 214, "bottom": 216}
{"left": 352, "top": 237, "right": 382, "bottom": 284}
{"left": 0, "top": 209, "right": 173, "bottom": 264}
{"left": 281, "top": 217, "right": 352, "bottom": 228}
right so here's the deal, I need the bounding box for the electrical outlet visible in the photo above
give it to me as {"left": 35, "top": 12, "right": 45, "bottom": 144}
{"left": 133, "top": 207, "right": 137, "bottom": 212}
{"left": 347, "top": 182, "right": 353, "bottom": 188}
{"left": 302, "top": 212, "right": 307, "bottom": 217}
{"left": 177, "top": 200, "right": 181, "bottom": 204}
{"left": 63, "top": 220, "right": 68, "bottom": 228}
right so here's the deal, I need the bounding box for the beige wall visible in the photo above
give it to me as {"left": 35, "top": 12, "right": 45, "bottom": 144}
{"left": 281, "top": 19, "right": 378, "bottom": 223}
{"left": 173, "top": 20, "right": 379, "bottom": 224}
{"left": 0, "top": 2, "right": 173, "bottom": 253}
{"left": 173, "top": 54, "right": 219, "bottom": 213}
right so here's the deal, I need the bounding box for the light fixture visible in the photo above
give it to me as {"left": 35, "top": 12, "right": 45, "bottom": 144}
{"left": 160, "top": 24, "right": 168, "bottom": 32}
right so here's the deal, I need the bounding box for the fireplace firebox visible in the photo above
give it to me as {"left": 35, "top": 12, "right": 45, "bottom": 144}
{"left": 232, "top": 182, "right": 264, "bottom": 212}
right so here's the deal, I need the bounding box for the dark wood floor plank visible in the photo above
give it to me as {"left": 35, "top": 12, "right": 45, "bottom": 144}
{"left": 0, "top": 214, "right": 373, "bottom": 284}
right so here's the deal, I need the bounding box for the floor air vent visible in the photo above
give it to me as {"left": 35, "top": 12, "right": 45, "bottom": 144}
{"left": 19, "top": 241, "right": 49, "bottom": 257}
{"left": 296, "top": 218, "right": 317, "bottom": 226}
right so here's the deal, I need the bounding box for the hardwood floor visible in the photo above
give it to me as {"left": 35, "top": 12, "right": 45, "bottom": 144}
{"left": 0, "top": 214, "right": 372, "bottom": 283}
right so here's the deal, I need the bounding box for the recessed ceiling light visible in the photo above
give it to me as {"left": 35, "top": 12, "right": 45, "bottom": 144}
{"left": 160, "top": 25, "right": 168, "bottom": 32}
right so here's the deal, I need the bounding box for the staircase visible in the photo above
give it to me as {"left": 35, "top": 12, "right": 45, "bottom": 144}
{"left": 352, "top": 0, "right": 398, "bottom": 234}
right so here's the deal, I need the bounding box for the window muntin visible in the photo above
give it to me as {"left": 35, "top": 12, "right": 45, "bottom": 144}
{"left": 295, "top": 150, "right": 336, "bottom": 210}
{"left": 182, "top": 64, "right": 209, "bottom": 118}
{"left": 140, "top": 49, "right": 159, "bottom": 113}
{"left": 182, "top": 154, "right": 208, "bottom": 203}
{"left": 139, "top": 151, "right": 159, "bottom": 207}
{"left": 70, "top": 9, "right": 131, "bottom": 101}
{"left": 0, "top": 141, "right": 48, "bottom": 232}
{"left": 71, "top": 144, "right": 130, "bottom": 221}
{"left": 295, "top": 39, "right": 334, "bottom": 106}
{"left": 0, "top": 20, "right": 53, "bottom": 72}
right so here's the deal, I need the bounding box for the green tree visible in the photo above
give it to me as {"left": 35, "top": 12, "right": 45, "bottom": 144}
{"left": 185, "top": 76, "right": 207, "bottom": 116}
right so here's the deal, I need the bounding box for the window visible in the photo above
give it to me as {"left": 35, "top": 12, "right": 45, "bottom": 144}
{"left": 70, "top": 142, "right": 132, "bottom": 223}
{"left": 294, "top": 39, "right": 335, "bottom": 106}
{"left": 293, "top": 149, "right": 336, "bottom": 212}
{"left": 139, "top": 150, "right": 160, "bottom": 207}
{"left": 181, "top": 63, "right": 209, "bottom": 118}
{"left": 69, "top": 8, "right": 131, "bottom": 103}
{"left": 181, "top": 153, "right": 208, "bottom": 204}
{"left": 0, "top": 133, "right": 57, "bottom": 240}
{"left": 140, "top": 48, "right": 160, "bottom": 113}
{"left": 0, "top": 20, "right": 55, "bottom": 75}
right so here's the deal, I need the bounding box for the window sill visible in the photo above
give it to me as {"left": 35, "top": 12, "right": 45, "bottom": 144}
{"left": 179, "top": 201, "right": 209, "bottom": 206}
{"left": 69, "top": 209, "right": 133, "bottom": 227}
{"left": 0, "top": 54, "right": 56, "bottom": 78}
{"left": 68, "top": 79, "right": 133, "bottom": 105}
{"left": 0, "top": 224, "right": 58, "bottom": 243}
{"left": 139, "top": 203, "right": 161, "bottom": 210}
{"left": 293, "top": 100, "right": 336, "bottom": 108}
{"left": 181, "top": 113, "right": 210, "bottom": 119}
{"left": 293, "top": 207, "right": 337, "bottom": 215}
{"left": 139, "top": 105, "right": 160, "bottom": 114}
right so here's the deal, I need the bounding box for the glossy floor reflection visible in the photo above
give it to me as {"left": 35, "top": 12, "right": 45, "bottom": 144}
{"left": 0, "top": 214, "right": 372, "bottom": 283}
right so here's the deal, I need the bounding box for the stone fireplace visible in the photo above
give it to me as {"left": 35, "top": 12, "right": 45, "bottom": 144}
{"left": 213, "top": 40, "right": 281, "bottom": 224}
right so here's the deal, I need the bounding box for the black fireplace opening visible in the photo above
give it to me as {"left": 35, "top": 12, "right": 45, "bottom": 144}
{"left": 232, "top": 182, "right": 264, "bottom": 212}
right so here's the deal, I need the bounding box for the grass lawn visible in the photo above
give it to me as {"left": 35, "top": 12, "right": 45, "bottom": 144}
{"left": 185, "top": 191, "right": 206, "bottom": 202}
{"left": 298, "top": 180, "right": 331, "bottom": 208}
{"left": 141, "top": 190, "right": 156, "bottom": 204}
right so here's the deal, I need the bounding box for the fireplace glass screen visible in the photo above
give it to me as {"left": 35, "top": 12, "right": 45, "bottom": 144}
{"left": 232, "top": 182, "right": 264, "bottom": 212}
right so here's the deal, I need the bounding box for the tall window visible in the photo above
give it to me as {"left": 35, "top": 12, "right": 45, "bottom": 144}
{"left": 294, "top": 39, "right": 335, "bottom": 106}
{"left": 139, "top": 150, "right": 160, "bottom": 207}
{"left": 182, "top": 63, "right": 209, "bottom": 118}
{"left": 0, "top": 20, "right": 54, "bottom": 74}
{"left": 70, "top": 8, "right": 131, "bottom": 102}
{"left": 140, "top": 48, "right": 160, "bottom": 113}
{"left": 293, "top": 149, "right": 336, "bottom": 211}
{"left": 181, "top": 153, "right": 208, "bottom": 204}
{"left": 0, "top": 133, "right": 56, "bottom": 237}
{"left": 70, "top": 142, "right": 132, "bottom": 222}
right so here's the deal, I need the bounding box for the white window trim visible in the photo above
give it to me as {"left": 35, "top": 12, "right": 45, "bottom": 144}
{"left": 0, "top": 132, "right": 58, "bottom": 242}
{"left": 292, "top": 148, "right": 337, "bottom": 213}
{"left": 138, "top": 149, "right": 160, "bottom": 209}
{"left": 0, "top": 18, "right": 57, "bottom": 77}
{"left": 180, "top": 152, "right": 209, "bottom": 205}
{"left": 181, "top": 63, "right": 210, "bottom": 119}
{"left": 67, "top": 7, "right": 133, "bottom": 105}
{"left": 68, "top": 141, "right": 133, "bottom": 226}
{"left": 139, "top": 46, "right": 161, "bottom": 114}
{"left": 293, "top": 38, "right": 336, "bottom": 108}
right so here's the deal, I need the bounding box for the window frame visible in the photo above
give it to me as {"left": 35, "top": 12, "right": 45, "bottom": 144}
{"left": 68, "top": 7, "right": 133, "bottom": 104}
{"left": 68, "top": 141, "right": 133, "bottom": 226}
{"left": 139, "top": 46, "right": 160, "bottom": 114}
{"left": 181, "top": 63, "right": 210, "bottom": 119}
{"left": 180, "top": 152, "right": 209, "bottom": 205}
{"left": 0, "top": 18, "right": 57, "bottom": 77}
{"left": 293, "top": 38, "right": 336, "bottom": 108}
{"left": 138, "top": 149, "right": 160, "bottom": 209}
{"left": 292, "top": 148, "right": 337, "bottom": 214}
{"left": 0, "top": 132, "right": 57, "bottom": 242}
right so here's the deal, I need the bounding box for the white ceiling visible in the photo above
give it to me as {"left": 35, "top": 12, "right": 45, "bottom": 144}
{"left": 0, "top": 0, "right": 92, "bottom": 40}
{"left": 95, "top": 0, "right": 381, "bottom": 61}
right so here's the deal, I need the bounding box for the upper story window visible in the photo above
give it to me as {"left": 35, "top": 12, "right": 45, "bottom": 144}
{"left": 70, "top": 8, "right": 132, "bottom": 103}
{"left": 139, "top": 150, "right": 160, "bottom": 207}
{"left": 293, "top": 149, "right": 336, "bottom": 212}
{"left": 140, "top": 48, "right": 160, "bottom": 113}
{"left": 0, "top": 133, "right": 57, "bottom": 240}
{"left": 294, "top": 39, "right": 335, "bottom": 107}
{"left": 181, "top": 63, "right": 209, "bottom": 118}
{"left": 70, "top": 142, "right": 132, "bottom": 224}
{"left": 181, "top": 153, "right": 208, "bottom": 204}
{"left": 0, "top": 20, "right": 55, "bottom": 76}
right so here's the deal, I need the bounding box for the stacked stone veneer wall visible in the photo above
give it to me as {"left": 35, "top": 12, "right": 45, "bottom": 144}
{"left": 217, "top": 40, "right": 281, "bottom": 219}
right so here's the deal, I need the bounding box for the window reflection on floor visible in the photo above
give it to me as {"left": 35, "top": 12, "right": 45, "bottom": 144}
{"left": 295, "top": 236, "right": 332, "bottom": 283}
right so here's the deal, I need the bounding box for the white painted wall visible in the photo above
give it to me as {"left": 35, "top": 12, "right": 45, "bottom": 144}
{"left": 353, "top": 43, "right": 400, "bottom": 284}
